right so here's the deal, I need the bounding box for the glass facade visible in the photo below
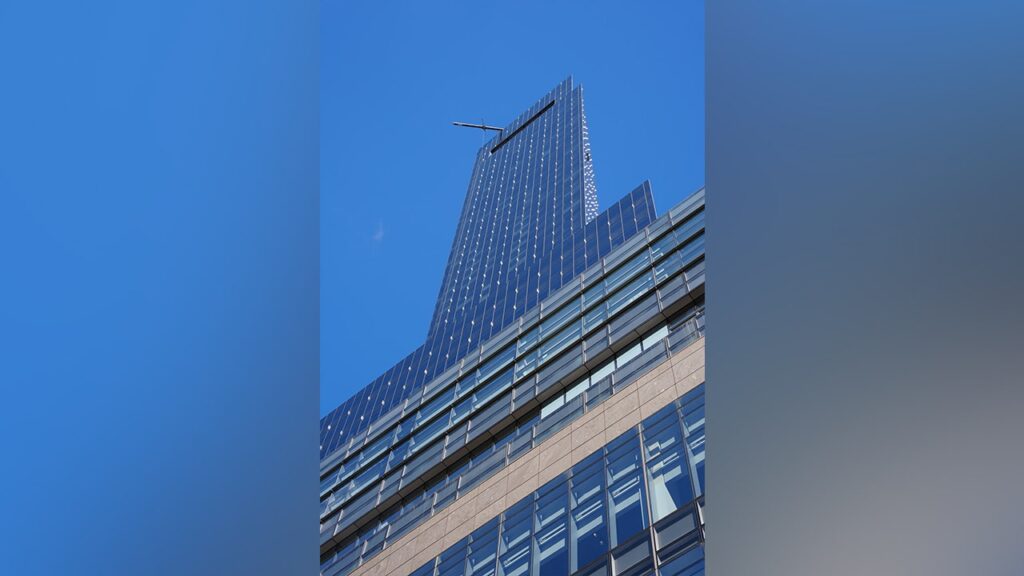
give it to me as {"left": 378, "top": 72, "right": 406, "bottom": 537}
{"left": 320, "top": 79, "right": 707, "bottom": 576}
{"left": 321, "top": 78, "right": 657, "bottom": 459}
{"left": 320, "top": 298, "right": 704, "bottom": 574}
{"left": 410, "top": 385, "right": 706, "bottom": 576}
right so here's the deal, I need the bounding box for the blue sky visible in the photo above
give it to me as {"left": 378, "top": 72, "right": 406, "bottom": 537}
{"left": 321, "top": 1, "right": 705, "bottom": 416}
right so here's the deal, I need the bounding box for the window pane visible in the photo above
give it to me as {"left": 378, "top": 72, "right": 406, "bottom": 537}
{"left": 616, "top": 341, "right": 642, "bottom": 367}
{"left": 606, "top": 446, "right": 647, "bottom": 546}
{"left": 468, "top": 541, "right": 496, "bottom": 576}
{"left": 657, "top": 544, "right": 704, "bottom": 576}
{"left": 538, "top": 320, "right": 581, "bottom": 363}
{"left": 571, "top": 467, "right": 608, "bottom": 571}
{"left": 534, "top": 485, "right": 569, "bottom": 576}
{"left": 499, "top": 514, "right": 532, "bottom": 576}
{"left": 438, "top": 540, "right": 468, "bottom": 576}
{"left": 644, "top": 422, "right": 694, "bottom": 522}
{"left": 605, "top": 251, "right": 649, "bottom": 294}
{"left": 564, "top": 377, "right": 589, "bottom": 403}
{"left": 590, "top": 360, "right": 614, "bottom": 384}
{"left": 687, "top": 423, "right": 706, "bottom": 497}
{"left": 514, "top": 351, "right": 538, "bottom": 380}
{"left": 641, "top": 325, "right": 669, "bottom": 351}
{"left": 540, "top": 298, "right": 581, "bottom": 338}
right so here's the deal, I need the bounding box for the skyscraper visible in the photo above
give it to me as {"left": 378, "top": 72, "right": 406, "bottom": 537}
{"left": 321, "top": 78, "right": 706, "bottom": 576}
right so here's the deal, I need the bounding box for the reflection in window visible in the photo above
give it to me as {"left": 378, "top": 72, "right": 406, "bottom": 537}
{"left": 438, "top": 539, "right": 468, "bottom": 576}
{"left": 534, "top": 484, "right": 569, "bottom": 576}
{"left": 499, "top": 503, "right": 532, "bottom": 576}
{"left": 687, "top": 423, "right": 705, "bottom": 498}
{"left": 606, "top": 441, "right": 647, "bottom": 547}
{"left": 657, "top": 543, "right": 704, "bottom": 576}
{"left": 644, "top": 420, "right": 693, "bottom": 522}
{"left": 571, "top": 464, "right": 608, "bottom": 571}
{"left": 469, "top": 533, "right": 497, "bottom": 576}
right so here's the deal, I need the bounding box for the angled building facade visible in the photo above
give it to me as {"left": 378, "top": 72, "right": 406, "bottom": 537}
{"left": 321, "top": 78, "right": 706, "bottom": 576}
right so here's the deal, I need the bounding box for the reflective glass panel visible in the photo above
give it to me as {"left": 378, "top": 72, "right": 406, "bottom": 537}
{"left": 606, "top": 443, "right": 647, "bottom": 546}
{"left": 534, "top": 484, "right": 569, "bottom": 576}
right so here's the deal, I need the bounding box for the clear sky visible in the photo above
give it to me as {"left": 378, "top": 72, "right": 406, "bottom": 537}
{"left": 321, "top": 1, "right": 705, "bottom": 417}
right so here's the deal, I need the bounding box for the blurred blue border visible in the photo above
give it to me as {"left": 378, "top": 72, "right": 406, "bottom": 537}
{"left": 0, "top": 2, "right": 318, "bottom": 574}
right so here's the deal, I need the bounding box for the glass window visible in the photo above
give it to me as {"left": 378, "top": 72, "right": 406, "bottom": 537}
{"left": 606, "top": 443, "right": 647, "bottom": 546}
{"left": 686, "top": 423, "right": 705, "bottom": 498}
{"left": 499, "top": 509, "right": 532, "bottom": 576}
{"left": 616, "top": 341, "right": 642, "bottom": 367}
{"left": 654, "top": 509, "right": 698, "bottom": 560}
{"left": 540, "top": 394, "right": 565, "bottom": 420}
{"left": 604, "top": 251, "right": 649, "bottom": 294}
{"left": 438, "top": 539, "right": 468, "bottom": 576}
{"left": 479, "top": 344, "right": 516, "bottom": 383}
{"left": 654, "top": 252, "right": 684, "bottom": 283}
{"left": 534, "top": 483, "right": 569, "bottom": 576}
{"left": 515, "top": 351, "right": 538, "bottom": 380}
{"left": 657, "top": 544, "right": 703, "bottom": 576}
{"left": 582, "top": 303, "right": 607, "bottom": 332}
{"left": 611, "top": 533, "right": 652, "bottom": 576}
{"left": 606, "top": 272, "right": 654, "bottom": 317}
{"left": 649, "top": 230, "right": 679, "bottom": 261}
{"left": 676, "top": 233, "right": 705, "bottom": 267}
{"left": 348, "top": 456, "right": 386, "bottom": 497}
{"left": 410, "top": 413, "right": 450, "bottom": 456}
{"left": 320, "top": 469, "right": 340, "bottom": 495}
{"left": 683, "top": 402, "right": 705, "bottom": 434}
{"left": 474, "top": 367, "right": 513, "bottom": 409}
{"left": 538, "top": 320, "right": 581, "bottom": 363}
{"left": 468, "top": 536, "right": 497, "bottom": 576}
{"left": 643, "top": 421, "right": 693, "bottom": 522}
{"left": 452, "top": 395, "right": 474, "bottom": 425}
{"left": 570, "top": 465, "right": 608, "bottom": 571}
{"left": 640, "top": 325, "right": 669, "bottom": 351}
{"left": 418, "top": 391, "right": 453, "bottom": 427}
{"left": 540, "top": 297, "right": 581, "bottom": 338}
{"left": 517, "top": 327, "right": 539, "bottom": 355}
{"left": 359, "top": 429, "right": 394, "bottom": 465}
{"left": 590, "top": 360, "right": 614, "bottom": 385}
{"left": 564, "top": 377, "right": 589, "bottom": 403}
{"left": 582, "top": 281, "right": 605, "bottom": 309}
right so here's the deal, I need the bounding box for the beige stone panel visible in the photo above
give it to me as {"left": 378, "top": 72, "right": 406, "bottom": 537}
{"left": 444, "top": 498, "right": 476, "bottom": 542}
{"left": 603, "top": 388, "right": 640, "bottom": 425}
{"left": 640, "top": 385, "right": 684, "bottom": 419}
{"left": 604, "top": 410, "right": 640, "bottom": 439}
{"left": 411, "top": 514, "right": 446, "bottom": 550}
{"left": 442, "top": 512, "right": 474, "bottom": 549}
{"left": 477, "top": 475, "right": 510, "bottom": 513}
{"left": 380, "top": 534, "right": 416, "bottom": 574}
{"left": 537, "top": 429, "right": 572, "bottom": 472}
{"left": 638, "top": 362, "right": 679, "bottom": 400}
{"left": 671, "top": 345, "right": 705, "bottom": 382}
{"left": 571, "top": 410, "right": 606, "bottom": 450}
{"left": 572, "top": 430, "right": 607, "bottom": 462}
{"left": 410, "top": 538, "right": 444, "bottom": 573}
{"left": 474, "top": 471, "right": 506, "bottom": 505}
{"left": 505, "top": 473, "right": 539, "bottom": 508}
{"left": 476, "top": 497, "right": 506, "bottom": 526}
{"left": 441, "top": 515, "right": 468, "bottom": 549}
{"left": 505, "top": 453, "right": 538, "bottom": 485}
{"left": 537, "top": 452, "right": 571, "bottom": 487}
{"left": 676, "top": 365, "right": 705, "bottom": 398}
